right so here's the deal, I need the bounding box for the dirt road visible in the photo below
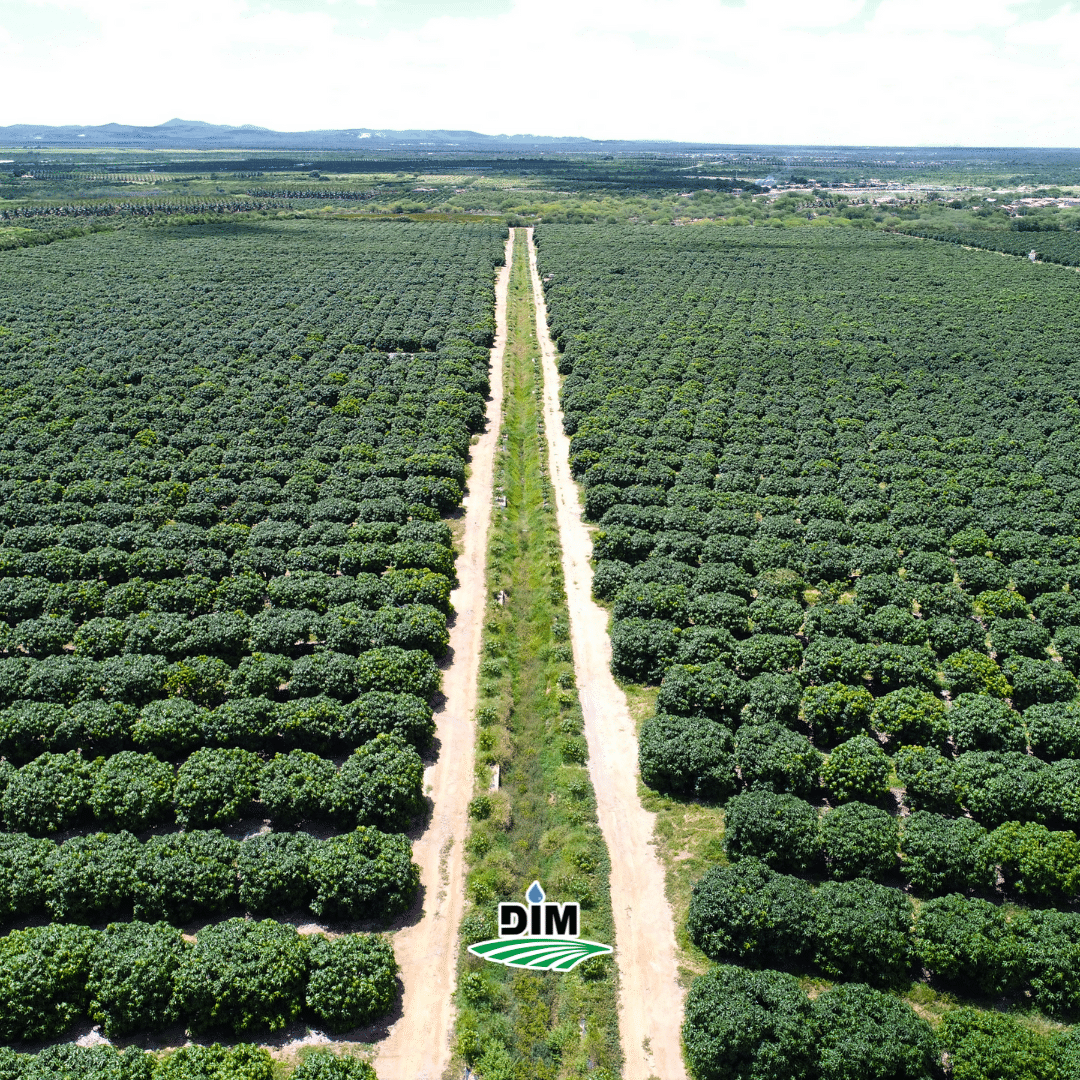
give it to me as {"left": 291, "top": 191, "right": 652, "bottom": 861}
{"left": 527, "top": 229, "right": 688, "bottom": 1080}
{"left": 374, "top": 230, "right": 513, "bottom": 1080}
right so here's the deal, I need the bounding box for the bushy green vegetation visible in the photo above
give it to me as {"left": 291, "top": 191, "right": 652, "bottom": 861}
{"left": 0, "top": 919, "right": 396, "bottom": 1040}
{"left": 537, "top": 223, "right": 1080, "bottom": 1073}
{"left": 0, "top": 216, "right": 508, "bottom": 1046}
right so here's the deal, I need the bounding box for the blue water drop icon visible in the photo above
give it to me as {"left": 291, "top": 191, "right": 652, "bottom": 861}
{"left": 527, "top": 881, "right": 545, "bottom": 905}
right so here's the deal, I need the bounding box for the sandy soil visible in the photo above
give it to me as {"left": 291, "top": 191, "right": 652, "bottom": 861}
{"left": 373, "top": 230, "right": 513, "bottom": 1080}
{"left": 527, "top": 229, "right": 688, "bottom": 1080}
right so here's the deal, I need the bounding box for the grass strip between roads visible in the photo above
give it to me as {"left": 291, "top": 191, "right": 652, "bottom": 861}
{"left": 451, "top": 229, "right": 622, "bottom": 1080}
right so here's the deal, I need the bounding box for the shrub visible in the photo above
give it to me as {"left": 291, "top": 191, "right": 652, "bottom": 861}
{"left": 954, "top": 751, "right": 1043, "bottom": 826}
{"left": 637, "top": 713, "right": 735, "bottom": 800}
{"left": 801, "top": 637, "right": 875, "bottom": 687}
{"left": 723, "top": 789, "right": 820, "bottom": 874}
{"left": 154, "top": 1043, "right": 274, "bottom": 1080}
{"left": 87, "top": 921, "right": 186, "bottom": 1035}
{"left": 308, "top": 828, "right": 419, "bottom": 922}
{"left": 688, "top": 590, "right": 750, "bottom": 636}
{"left": 0, "top": 700, "right": 62, "bottom": 763}
{"left": 46, "top": 830, "right": 138, "bottom": 922}
{"left": 90, "top": 751, "right": 175, "bottom": 830}
{"left": 610, "top": 617, "right": 680, "bottom": 682}
{"left": 174, "top": 747, "right": 261, "bottom": 828}
{"left": 811, "top": 983, "right": 939, "bottom": 1080}
{"left": 174, "top": 918, "right": 309, "bottom": 1035}
{"left": 869, "top": 687, "right": 948, "bottom": 746}
{"left": 913, "top": 894, "right": 1021, "bottom": 995}
{"left": 948, "top": 694, "right": 1026, "bottom": 753}
{"left": 613, "top": 581, "right": 690, "bottom": 624}
{"left": 974, "top": 589, "right": 1032, "bottom": 621}
{"left": 1025, "top": 702, "right": 1080, "bottom": 760}
{"left": 801, "top": 682, "right": 874, "bottom": 747}
{"left": 73, "top": 694, "right": 135, "bottom": 747}
{"left": 290, "top": 650, "right": 362, "bottom": 701}
{"left": 164, "top": 655, "right": 231, "bottom": 707}
{"left": 1053, "top": 625, "right": 1080, "bottom": 674}
{"left": 99, "top": 653, "right": 168, "bottom": 706}
{"left": 290, "top": 1052, "right": 378, "bottom": 1080}
{"left": 811, "top": 878, "right": 913, "bottom": 986}
{"left": 895, "top": 746, "right": 961, "bottom": 815}
{"left": 15, "top": 1044, "right": 153, "bottom": 1080}
{"left": 0, "top": 833, "right": 52, "bottom": 920}
{"left": 132, "top": 697, "right": 207, "bottom": 755}
{"left": 742, "top": 672, "right": 802, "bottom": 727}
{"left": 306, "top": 933, "right": 398, "bottom": 1033}
{"left": 1052, "top": 1028, "right": 1080, "bottom": 1079}
{"left": 1003, "top": 655, "right": 1078, "bottom": 709}
{"left": 682, "top": 965, "right": 815, "bottom": 1080}
{"left": 591, "top": 560, "right": 631, "bottom": 601}
{"left": 654, "top": 661, "right": 749, "bottom": 725}
{"left": 747, "top": 597, "right": 803, "bottom": 636}
{"left": 927, "top": 615, "right": 987, "bottom": 657}
{"left": 819, "top": 801, "right": 898, "bottom": 881}
{"left": 228, "top": 652, "right": 292, "bottom": 698}
{"left": 259, "top": 751, "right": 336, "bottom": 824}
{"left": 337, "top": 691, "right": 434, "bottom": 749}
{"left": 132, "top": 831, "right": 239, "bottom": 923}
{"left": 735, "top": 633, "right": 803, "bottom": 677}
{"left": 821, "top": 736, "right": 890, "bottom": 803}
{"left": 199, "top": 697, "right": 272, "bottom": 753}
{"left": 1034, "top": 757, "right": 1080, "bottom": 830}
{"left": 354, "top": 646, "right": 440, "bottom": 699}
{"left": 686, "top": 859, "right": 813, "bottom": 969}
{"left": 276, "top": 695, "right": 343, "bottom": 753}
{"left": 250, "top": 608, "right": 319, "bottom": 654}
{"left": 941, "top": 649, "right": 1012, "bottom": 698}
{"left": 1, "top": 750, "right": 93, "bottom": 835}
{"left": 874, "top": 643, "right": 938, "bottom": 691}
{"left": 939, "top": 1008, "right": 1056, "bottom": 1080}
{"left": 734, "top": 722, "right": 822, "bottom": 799}
{"left": 990, "top": 617, "right": 1050, "bottom": 660}
{"left": 979, "top": 821, "right": 1080, "bottom": 901}
{"left": 237, "top": 831, "right": 316, "bottom": 916}
{"left": 900, "top": 812, "right": 992, "bottom": 895}
{"left": 331, "top": 734, "right": 425, "bottom": 831}
{"left": 869, "top": 604, "right": 926, "bottom": 646}
{"left": 1015, "top": 908, "right": 1080, "bottom": 1018}
{"left": 0, "top": 923, "right": 97, "bottom": 1041}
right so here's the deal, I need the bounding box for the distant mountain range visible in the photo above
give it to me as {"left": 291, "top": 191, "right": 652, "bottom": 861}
{"left": 0, "top": 118, "right": 696, "bottom": 153}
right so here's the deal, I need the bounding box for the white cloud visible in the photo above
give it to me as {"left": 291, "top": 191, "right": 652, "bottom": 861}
{"left": 0, "top": 0, "right": 1078, "bottom": 144}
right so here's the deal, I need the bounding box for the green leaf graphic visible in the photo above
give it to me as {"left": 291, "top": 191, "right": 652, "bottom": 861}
{"left": 467, "top": 937, "right": 613, "bottom": 971}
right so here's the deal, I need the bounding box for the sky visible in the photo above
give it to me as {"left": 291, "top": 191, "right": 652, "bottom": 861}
{"left": 1, "top": 0, "right": 1079, "bottom": 146}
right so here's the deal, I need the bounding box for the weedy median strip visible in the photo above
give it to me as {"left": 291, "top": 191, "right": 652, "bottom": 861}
{"left": 450, "top": 230, "right": 621, "bottom": 1080}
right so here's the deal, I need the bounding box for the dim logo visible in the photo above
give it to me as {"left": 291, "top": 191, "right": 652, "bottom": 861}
{"left": 467, "top": 882, "right": 613, "bottom": 971}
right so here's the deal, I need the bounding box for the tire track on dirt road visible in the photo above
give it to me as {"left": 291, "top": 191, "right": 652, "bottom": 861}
{"left": 374, "top": 229, "right": 513, "bottom": 1080}
{"left": 527, "top": 227, "right": 688, "bottom": 1080}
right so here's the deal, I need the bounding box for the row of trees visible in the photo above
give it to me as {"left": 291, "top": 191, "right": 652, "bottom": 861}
{"left": 0, "top": 688, "right": 434, "bottom": 759}
{"left": 720, "top": 789, "right": 1080, "bottom": 899}
{"left": 683, "top": 965, "right": 1080, "bottom": 1080}
{"left": 1, "top": 827, "right": 419, "bottom": 926}
{"left": 0, "top": 919, "right": 396, "bottom": 1041}
{"left": 0, "top": 1045, "right": 374, "bottom": 1080}
{"left": 0, "top": 734, "right": 422, "bottom": 835}
{"left": 688, "top": 859, "right": 1080, "bottom": 1013}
